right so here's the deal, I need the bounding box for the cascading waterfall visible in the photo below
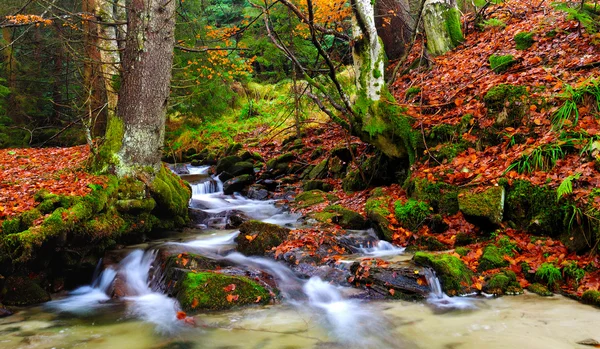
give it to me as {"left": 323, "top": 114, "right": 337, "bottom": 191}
{"left": 359, "top": 240, "right": 406, "bottom": 257}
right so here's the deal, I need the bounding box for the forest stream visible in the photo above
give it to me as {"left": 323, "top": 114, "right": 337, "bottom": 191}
{"left": 0, "top": 166, "right": 598, "bottom": 349}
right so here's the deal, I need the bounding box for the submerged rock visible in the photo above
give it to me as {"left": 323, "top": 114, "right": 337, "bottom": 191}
{"left": 235, "top": 220, "right": 290, "bottom": 256}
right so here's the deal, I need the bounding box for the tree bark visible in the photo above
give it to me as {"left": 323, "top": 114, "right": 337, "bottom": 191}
{"left": 109, "top": 0, "right": 176, "bottom": 177}
{"left": 375, "top": 0, "right": 415, "bottom": 61}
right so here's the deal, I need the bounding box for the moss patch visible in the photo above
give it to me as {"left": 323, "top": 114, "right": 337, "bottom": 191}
{"left": 235, "top": 220, "right": 290, "bottom": 256}
{"left": 527, "top": 283, "right": 553, "bottom": 296}
{"left": 365, "top": 194, "right": 393, "bottom": 240}
{"left": 514, "top": 32, "right": 534, "bottom": 50}
{"left": 294, "top": 190, "right": 337, "bottom": 209}
{"left": 314, "top": 205, "right": 367, "bottom": 229}
{"left": 479, "top": 245, "right": 509, "bottom": 271}
{"left": 2, "top": 276, "right": 51, "bottom": 306}
{"left": 483, "top": 270, "right": 523, "bottom": 295}
{"left": 414, "top": 252, "right": 473, "bottom": 295}
{"left": 176, "top": 271, "right": 270, "bottom": 311}
{"left": 394, "top": 199, "right": 431, "bottom": 231}
{"left": 489, "top": 54, "right": 516, "bottom": 73}
{"left": 458, "top": 186, "right": 505, "bottom": 225}
{"left": 581, "top": 290, "right": 600, "bottom": 307}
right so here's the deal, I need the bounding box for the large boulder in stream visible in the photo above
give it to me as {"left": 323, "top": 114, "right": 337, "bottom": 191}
{"left": 174, "top": 271, "right": 271, "bottom": 311}
{"left": 216, "top": 155, "right": 242, "bottom": 175}
{"left": 223, "top": 174, "right": 254, "bottom": 195}
{"left": 1, "top": 276, "right": 51, "bottom": 306}
{"left": 311, "top": 205, "right": 367, "bottom": 230}
{"left": 235, "top": 221, "right": 290, "bottom": 256}
{"left": 349, "top": 260, "right": 431, "bottom": 300}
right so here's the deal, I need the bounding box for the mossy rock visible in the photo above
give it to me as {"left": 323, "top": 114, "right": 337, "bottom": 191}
{"left": 314, "top": 205, "right": 367, "bottom": 229}
{"left": 581, "top": 290, "right": 600, "bottom": 307}
{"left": 117, "top": 177, "right": 146, "bottom": 200}
{"left": 150, "top": 165, "right": 191, "bottom": 224}
{"left": 216, "top": 155, "right": 242, "bottom": 174}
{"left": 308, "top": 158, "right": 329, "bottom": 180}
{"left": 223, "top": 174, "right": 254, "bottom": 195}
{"left": 235, "top": 220, "right": 290, "bottom": 256}
{"left": 504, "top": 180, "right": 565, "bottom": 236}
{"left": 328, "top": 157, "right": 347, "bottom": 178}
{"left": 483, "top": 270, "right": 523, "bottom": 295}
{"left": 220, "top": 161, "right": 255, "bottom": 181}
{"left": 302, "top": 180, "right": 333, "bottom": 192}
{"left": 455, "top": 247, "right": 470, "bottom": 256}
{"left": 483, "top": 84, "right": 528, "bottom": 127}
{"left": 514, "top": 32, "right": 534, "bottom": 50}
{"left": 294, "top": 190, "right": 337, "bottom": 209}
{"left": 410, "top": 178, "right": 459, "bottom": 215}
{"left": 455, "top": 232, "right": 475, "bottom": 246}
{"left": 115, "top": 198, "right": 157, "bottom": 214}
{"left": 2, "top": 276, "right": 51, "bottom": 306}
{"left": 176, "top": 271, "right": 270, "bottom": 312}
{"left": 413, "top": 252, "right": 472, "bottom": 295}
{"left": 458, "top": 186, "right": 505, "bottom": 225}
{"left": 415, "top": 236, "right": 448, "bottom": 251}
{"left": 527, "top": 282, "right": 553, "bottom": 296}
{"left": 365, "top": 195, "right": 393, "bottom": 241}
{"left": 478, "top": 245, "right": 509, "bottom": 271}
{"left": 342, "top": 170, "right": 366, "bottom": 192}
{"left": 266, "top": 153, "right": 295, "bottom": 171}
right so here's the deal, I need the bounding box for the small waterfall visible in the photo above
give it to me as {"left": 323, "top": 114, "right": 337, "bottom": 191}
{"left": 424, "top": 268, "right": 443, "bottom": 299}
{"left": 359, "top": 240, "right": 406, "bottom": 257}
{"left": 191, "top": 178, "right": 222, "bottom": 197}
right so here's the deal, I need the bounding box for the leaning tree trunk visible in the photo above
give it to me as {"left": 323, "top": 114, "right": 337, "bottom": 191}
{"left": 100, "top": 0, "right": 176, "bottom": 178}
{"left": 350, "top": 0, "right": 418, "bottom": 162}
{"left": 422, "top": 0, "right": 464, "bottom": 56}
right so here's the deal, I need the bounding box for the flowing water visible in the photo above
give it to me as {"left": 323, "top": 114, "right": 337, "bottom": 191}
{"left": 1, "top": 165, "right": 599, "bottom": 348}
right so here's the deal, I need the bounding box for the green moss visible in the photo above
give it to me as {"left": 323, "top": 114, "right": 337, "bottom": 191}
{"left": 295, "top": 190, "right": 336, "bottom": 209}
{"left": 405, "top": 86, "right": 421, "bottom": 99}
{"left": 489, "top": 54, "right": 516, "bottom": 73}
{"left": 2, "top": 218, "right": 22, "bottom": 235}
{"left": 582, "top": 290, "right": 600, "bottom": 306}
{"left": 410, "top": 178, "right": 459, "bottom": 215}
{"left": 414, "top": 252, "right": 473, "bottom": 295}
{"left": 150, "top": 165, "right": 191, "bottom": 224}
{"left": 416, "top": 236, "right": 447, "bottom": 251}
{"left": 317, "top": 205, "right": 366, "bottom": 229}
{"left": 308, "top": 158, "right": 329, "bottom": 179}
{"left": 484, "top": 84, "right": 528, "bottom": 127}
{"left": 527, "top": 282, "right": 553, "bottom": 296}
{"left": 535, "top": 262, "right": 562, "bottom": 288}
{"left": 303, "top": 180, "right": 333, "bottom": 192}
{"left": 394, "top": 199, "right": 431, "bottom": 231}
{"left": 365, "top": 195, "right": 393, "bottom": 240}
{"left": 455, "top": 247, "right": 471, "bottom": 256}
{"left": 478, "top": 245, "right": 509, "bottom": 271}
{"left": 484, "top": 270, "right": 523, "bottom": 295}
{"left": 514, "top": 31, "right": 534, "bottom": 50}
{"left": 176, "top": 271, "right": 270, "bottom": 311}
{"left": 445, "top": 7, "right": 465, "bottom": 46}
{"left": 95, "top": 115, "right": 125, "bottom": 171}
{"left": 458, "top": 186, "right": 505, "bottom": 224}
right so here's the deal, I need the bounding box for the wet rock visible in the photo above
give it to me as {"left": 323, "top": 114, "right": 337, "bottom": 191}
{"left": 294, "top": 190, "right": 338, "bottom": 209}
{"left": 179, "top": 173, "right": 210, "bottom": 183}
{"left": 2, "top": 276, "right": 51, "bottom": 306}
{"left": 256, "top": 179, "right": 279, "bottom": 191}
{"left": 308, "top": 158, "right": 329, "bottom": 179}
{"left": 235, "top": 220, "right": 290, "bottom": 256}
{"left": 266, "top": 153, "right": 295, "bottom": 173}
{"left": 247, "top": 184, "right": 269, "bottom": 200}
{"left": 577, "top": 339, "right": 600, "bottom": 347}
{"left": 311, "top": 205, "right": 367, "bottom": 230}
{"left": 293, "top": 263, "right": 351, "bottom": 285}
{"left": 483, "top": 270, "right": 523, "bottom": 295}
{"left": 349, "top": 260, "right": 430, "bottom": 299}
{"left": 174, "top": 271, "right": 271, "bottom": 311}
{"left": 302, "top": 180, "right": 333, "bottom": 192}
{"left": 223, "top": 174, "right": 254, "bottom": 195}
{"left": 226, "top": 211, "right": 250, "bottom": 229}
{"left": 171, "top": 164, "right": 190, "bottom": 175}
{"left": 413, "top": 252, "right": 473, "bottom": 295}
{"left": 527, "top": 283, "right": 553, "bottom": 297}
{"left": 0, "top": 303, "right": 12, "bottom": 317}
{"left": 188, "top": 207, "right": 210, "bottom": 224}
{"left": 335, "top": 229, "right": 380, "bottom": 253}
{"left": 216, "top": 155, "right": 242, "bottom": 175}
{"left": 219, "top": 161, "right": 255, "bottom": 182}
{"left": 365, "top": 192, "right": 393, "bottom": 241}
{"left": 458, "top": 186, "right": 505, "bottom": 225}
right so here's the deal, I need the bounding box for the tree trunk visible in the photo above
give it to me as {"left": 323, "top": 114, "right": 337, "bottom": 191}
{"left": 95, "top": 0, "right": 121, "bottom": 124}
{"left": 375, "top": 0, "right": 416, "bottom": 61}
{"left": 422, "top": 0, "right": 464, "bottom": 56}
{"left": 103, "top": 0, "right": 176, "bottom": 178}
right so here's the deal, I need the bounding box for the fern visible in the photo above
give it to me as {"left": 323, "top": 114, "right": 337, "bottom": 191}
{"left": 557, "top": 172, "right": 581, "bottom": 201}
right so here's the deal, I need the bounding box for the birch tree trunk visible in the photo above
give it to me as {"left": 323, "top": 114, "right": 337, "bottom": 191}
{"left": 95, "top": 0, "right": 121, "bottom": 122}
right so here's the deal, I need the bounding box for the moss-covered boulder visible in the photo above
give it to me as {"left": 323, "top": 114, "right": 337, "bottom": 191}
{"left": 2, "top": 276, "right": 51, "bottom": 306}
{"left": 302, "top": 180, "right": 333, "bottom": 192}
{"left": 294, "top": 190, "right": 337, "bottom": 209}
{"left": 413, "top": 252, "right": 472, "bottom": 295}
{"left": 527, "top": 283, "right": 553, "bottom": 296}
{"left": 410, "top": 178, "right": 459, "bottom": 215}
{"left": 312, "top": 205, "right": 367, "bottom": 229}
{"left": 484, "top": 84, "right": 528, "bottom": 127}
{"left": 175, "top": 271, "right": 271, "bottom": 311}
{"left": 235, "top": 220, "right": 290, "bottom": 256}
{"left": 365, "top": 194, "right": 393, "bottom": 241}
{"left": 223, "top": 174, "right": 254, "bottom": 195}
{"left": 220, "top": 161, "right": 255, "bottom": 182}
{"left": 504, "top": 180, "right": 565, "bottom": 236}
{"left": 483, "top": 270, "right": 523, "bottom": 295}
{"left": 458, "top": 186, "right": 505, "bottom": 225}
{"left": 216, "top": 155, "right": 242, "bottom": 174}
{"left": 266, "top": 153, "right": 295, "bottom": 172}
{"left": 150, "top": 165, "right": 191, "bottom": 227}
{"left": 309, "top": 158, "right": 329, "bottom": 180}
{"left": 581, "top": 290, "right": 600, "bottom": 307}
{"left": 478, "top": 245, "right": 509, "bottom": 271}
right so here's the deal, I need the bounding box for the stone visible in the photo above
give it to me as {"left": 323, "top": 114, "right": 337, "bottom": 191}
{"left": 235, "top": 220, "right": 290, "bottom": 256}
{"left": 308, "top": 158, "right": 329, "bottom": 179}
{"left": 458, "top": 186, "right": 505, "bottom": 225}
{"left": 2, "top": 276, "right": 51, "bottom": 306}
{"left": 216, "top": 155, "right": 242, "bottom": 175}
{"left": 223, "top": 174, "right": 254, "bottom": 195}
{"left": 302, "top": 180, "right": 333, "bottom": 192}
{"left": 247, "top": 184, "right": 269, "bottom": 200}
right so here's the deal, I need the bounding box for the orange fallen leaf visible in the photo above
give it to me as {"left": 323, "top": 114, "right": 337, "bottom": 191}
{"left": 176, "top": 311, "right": 187, "bottom": 320}
{"left": 255, "top": 296, "right": 262, "bottom": 303}
{"left": 226, "top": 294, "right": 239, "bottom": 302}
{"left": 223, "top": 283, "right": 236, "bottom": 292}
{"left": 389, "top": 288, "right": 395, "bottom": 296}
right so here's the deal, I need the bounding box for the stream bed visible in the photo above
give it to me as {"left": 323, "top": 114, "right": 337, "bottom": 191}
{"left": 0, "top": 166, "right": 598, "bottom": 349}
